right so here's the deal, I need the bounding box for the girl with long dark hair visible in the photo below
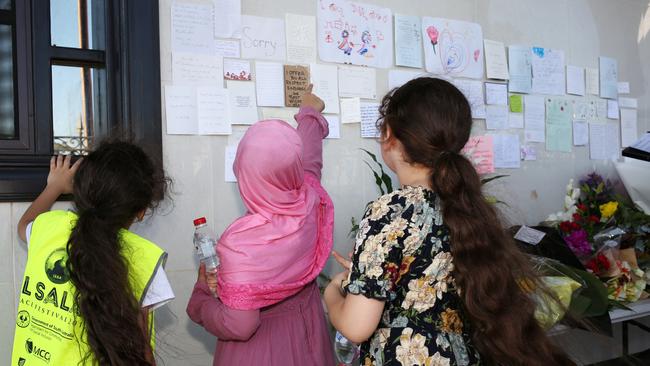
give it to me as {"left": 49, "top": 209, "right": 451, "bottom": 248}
{"left": 324, "top": 77, "right": 575, "bottom": 366}
{"left": 12, "top": 141, "right": 173, "bottom": 365}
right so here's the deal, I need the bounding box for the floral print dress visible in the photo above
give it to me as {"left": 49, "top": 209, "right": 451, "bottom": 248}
{"left": 344, "top": 186, "right": 481, "bottom": 366}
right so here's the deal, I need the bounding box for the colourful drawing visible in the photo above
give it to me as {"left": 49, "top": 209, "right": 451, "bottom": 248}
{"left": 317, "top": 0, "right": 393, "bottom": 68}
{"left": 422, "top": 17, "right": 484, "bottom": 79}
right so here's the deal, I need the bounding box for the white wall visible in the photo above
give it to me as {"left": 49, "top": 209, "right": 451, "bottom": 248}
{"left": 2, "top": 0, "right": 650, "bottom": 365}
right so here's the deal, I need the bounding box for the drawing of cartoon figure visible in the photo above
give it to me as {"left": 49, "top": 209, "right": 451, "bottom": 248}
{"left": 358, "top": 30, "right": 371, "bottom": 55}
{"left": 338, "top": 30, "right": 353, "bottom": 55}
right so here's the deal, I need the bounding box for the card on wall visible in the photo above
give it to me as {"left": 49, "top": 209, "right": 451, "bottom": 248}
{"left": 422, "top": 17, "right": 484, "bottom": 79}
{"left": 284, "top": 65, "right": 310, "bottom": 107}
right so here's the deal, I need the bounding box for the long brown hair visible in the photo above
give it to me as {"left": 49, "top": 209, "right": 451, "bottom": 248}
{"left": 378, "top": 77, "right": 573, "bottom": 366}
{"left": 67, "top": 141, "right": 169, "bottom": 365}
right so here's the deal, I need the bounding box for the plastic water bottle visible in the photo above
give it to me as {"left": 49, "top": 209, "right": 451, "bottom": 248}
{"left": 334, "top": 331, "right": 358, "bottom": 365}
{"left": 193, "top": 217, "right": 219, "bottom": 286}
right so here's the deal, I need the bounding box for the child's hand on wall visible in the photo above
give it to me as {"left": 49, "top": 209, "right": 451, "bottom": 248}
{"left": 47, "top": 155, "right": 82, "bottom": 195}
{"left": 300, "top": 84, "right": 325, "bottom": 113}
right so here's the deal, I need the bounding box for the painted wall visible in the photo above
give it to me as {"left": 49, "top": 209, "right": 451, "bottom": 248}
{"left": 2, "top": 0, "right": 650, "bottom": 364}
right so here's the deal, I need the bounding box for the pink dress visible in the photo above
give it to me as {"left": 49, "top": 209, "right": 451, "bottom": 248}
{"left": 186, "top": 107, "right": 335, "bottom": 366}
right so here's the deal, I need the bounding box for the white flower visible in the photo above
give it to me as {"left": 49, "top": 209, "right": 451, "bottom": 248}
{"left": 425, "top": 352, "right": 451, "bottom": 366}
{"left": 396, "top": 328, "right": 430, "bottom": 365}
{"left": 402, "top": 278, "right": 437, "bottom": 312}
{"left": 423, "top": 252, "right": 454, "bottom": 282}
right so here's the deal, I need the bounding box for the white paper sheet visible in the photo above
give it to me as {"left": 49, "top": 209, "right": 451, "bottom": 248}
{"left": 285, "top": 13, "right": 317, "bottom": 64}
{"left": 618, "top": 97, "right": 638, "bottom": 109}
{"left": 508, "top": 113, "right": 524, "bottom": 129}
{"left": 338, "top": 66, "right": 377, "bottom": 99}
{"left": 224, "top": 59, "right": 251, "bottom": 81}
{"left": 620, "top": 108, "right": 638, "bottom": 147}
{"left": 172, "top": 53, "right": 223, "bottom": 85}
{"left": 227, "top": 80, "right": 258, "bottom": 125}
{"left": 566, "top": 65, "right": 585, "bottom": 96}
{"left": 586, "top": 67, "right": 599, "bottom": 96}
{"left": 454, "top": 79, "right": 486, "bottom": 119}
{"left": 340, "top": 97, "right": 362, "bottom": 123}
{"left": 520, "top": 145, "right": 537, "bottom": 161}
{"left": 573, "top": 121, "right": 589, "bottom": 146}
{"left": 492, "top": 134, "right": 521, "bottom": 168}
{"left": 422, "top": 17, "right": 484, "bottom": 79}
{"left": 317, "top": 1, "right": 393, "bottom": 68}
{"left": 324, "top": 115, "right": 340, "bottom": 139}
{"left": 524, "top": 95, "right": 545, "bottom": 142}
{"left": 394, "top": 14, "right": 423, "bottom": 68}
{"left": 589, "top": 123, "right": 620, "bottom": 160}
{"left": 171, "top": 2, "right": 214, "bottom": 54}
{"left": 485, "top": 105, "right": 509, "bottom": 130}
{"left": 197, "top": 87, "right": 231, "bottom": 135}
{"left": 508, "top": 45, "right": 532, "bottom": 94}
{"left": 485, "top": 83, "right": 508, "bottom": 105}
{"left": 484, "top": 39, "right": 509, "bottom": 80}
{"left": 228, "top": 125, "right": 249, "bottom": 147}
{"left": 599, "top": 56, "right": 618, "bottom": 99}
{"left": 165, "top": 85, "right": 197, "bottom": 135}
{"left": 596, "top": 99, "right": 607, "bottom": 119}
{"left": 255, "top": 62, "right": 285, "bottom": 107}
{"left": 360, "top": 102, "right": 381, "bottom": 138}
{"left": 241, "top": 15, "right": 286, "bottom": 61}
{"left": 213, "top": 0, "right": 241, "bottom": 39}
{"left": 617, "top": 81, "right": 630, "bottom": 94}
{"left": 215, "top": 39, "right": 241, "bottom": 58}
{"left": 261, "top": 108, "right": 298, "bottom": 126}
{"left": 531, "top": 47, "right": 565, "bottom": 95}
{"left": 310, "top": 63, "right": 339, "bottom": 114}
{"left": 225, "top": 145, "right": 238, "bottom": 182}
{"left": 388, "top": 70, "right": 427, "bottom": 90}
{"left": 607, "top": 100, "right": 619, "bottom": 119}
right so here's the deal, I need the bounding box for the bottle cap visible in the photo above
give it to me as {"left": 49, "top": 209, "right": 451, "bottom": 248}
{"left": 193, "top": 217, "right": 207, "bottom": 226}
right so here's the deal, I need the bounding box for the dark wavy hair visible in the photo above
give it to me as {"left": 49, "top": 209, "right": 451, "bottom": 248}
{"left": 66, "top": 140, "right": 169, "bottom": 365}
{"left": 378, "top": 77, "right": 574, "bottom": 366}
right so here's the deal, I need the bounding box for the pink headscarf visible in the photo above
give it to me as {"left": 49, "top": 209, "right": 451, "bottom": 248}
{"left": 216, "top": 120, "right": 334, "bottom": 310}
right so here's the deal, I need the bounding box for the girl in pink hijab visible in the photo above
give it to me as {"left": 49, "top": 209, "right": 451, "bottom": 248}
{"left": 187, "top": 86, "right": 335, "bottom": 366}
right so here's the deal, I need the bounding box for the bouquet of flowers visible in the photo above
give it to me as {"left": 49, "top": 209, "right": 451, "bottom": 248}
{"left": 545, "top": 173, "right": 650, "bottom": 304}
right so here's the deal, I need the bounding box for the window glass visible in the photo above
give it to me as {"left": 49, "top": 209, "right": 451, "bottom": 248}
{"left": 0, "top": 24, "right": 14, "bottom": 139}
{"left": 50, "top": 0, "right": 105, "bottom": 50}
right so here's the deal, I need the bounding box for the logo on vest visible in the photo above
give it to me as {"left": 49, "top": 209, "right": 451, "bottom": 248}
{"left": 25, "top": 339, "right": 50, "bottom": 363}
{"left": 45, "top": 248, "right": 69, "bottom": 284}
{"left": 17, "top": 357, "right": 26, "bottom": 366}
{"left": 16, "top": 310, "right": 31, "bottom": 328}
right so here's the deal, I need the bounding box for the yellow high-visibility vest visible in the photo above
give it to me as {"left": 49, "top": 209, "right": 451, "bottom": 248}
{"left": 12, "top": 210, "right": 166, "bottom": 365}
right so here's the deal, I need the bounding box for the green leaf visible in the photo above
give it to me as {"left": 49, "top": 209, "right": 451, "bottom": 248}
{"left": 481, "top": 174, "right": 508, "bottom": 185}
{"left": 364, "top": 161, "right": 385, "bottom": 195}
{"left": 608, "top": 300, "right": 634, "bottom": 311}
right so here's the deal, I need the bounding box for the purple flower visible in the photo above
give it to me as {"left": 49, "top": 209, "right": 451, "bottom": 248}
{"left": 564, "top": 229, "right": 592, "bottom": 257}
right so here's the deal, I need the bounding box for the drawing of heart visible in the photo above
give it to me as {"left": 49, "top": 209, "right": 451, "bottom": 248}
{"left": 474, "top": 49, "right": 480, "bottom": 62}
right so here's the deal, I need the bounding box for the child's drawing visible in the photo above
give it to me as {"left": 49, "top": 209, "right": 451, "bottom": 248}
{"left": 318, "top": 0, "right": 393, "bottom": 68}
{"left": 422, "top": 17, "right": 484, "bottom": 79}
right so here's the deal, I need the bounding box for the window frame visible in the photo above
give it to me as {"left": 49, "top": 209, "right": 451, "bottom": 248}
{"left": 0, "top": 0, "right": 162, "bottom": 201}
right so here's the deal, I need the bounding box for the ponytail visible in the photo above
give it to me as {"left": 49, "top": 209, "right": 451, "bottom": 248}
{"left": 380, "top": 78, "right": 574, "bottom": 366}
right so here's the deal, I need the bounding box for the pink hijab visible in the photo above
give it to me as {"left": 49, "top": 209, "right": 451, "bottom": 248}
{"left": 216, "top": 120, "right": 334, "bottom": 310}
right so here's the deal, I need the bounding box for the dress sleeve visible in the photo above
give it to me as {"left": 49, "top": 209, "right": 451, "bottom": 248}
{"left": 344, "top": 193, "right": 412, "bottom": 301}
{"left": 186, "top": 282, "right": 261, "bottom": 341}
{"left": 295, "top": 106, "right": 328, "bottom": 181}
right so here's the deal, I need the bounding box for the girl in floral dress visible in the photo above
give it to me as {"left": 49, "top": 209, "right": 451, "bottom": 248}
{"left": 324, "top": 78, "right": 575, "bottom": 366}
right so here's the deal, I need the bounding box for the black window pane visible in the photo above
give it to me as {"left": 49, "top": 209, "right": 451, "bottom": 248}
{"left": 0, "top": 0, "right": 10, "bottom": 10}
{"left": 0, "top": 24, "right": 14, "bottom": 139}
{"left": 52, "top": 65, "right": 106, "bottom": 155}
{"left": 50, "top": 0, "right": 105, "bottom": 50}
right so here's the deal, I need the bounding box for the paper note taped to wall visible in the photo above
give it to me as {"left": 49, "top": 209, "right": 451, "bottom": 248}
{"left": 284, "top": 65, "right": 310, "bottom": 107}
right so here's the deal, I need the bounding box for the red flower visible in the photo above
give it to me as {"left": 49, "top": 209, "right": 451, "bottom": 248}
{"left": 570, "top": 222, "right": 581, "bottom": 231}
{"left": 572, "top": 213, "right": 583, "bottom": 222}
{"left": 577, "top": 203, "right": 588, "bottom": 212}
{"left": 559, "top": 221, "right": 573, "bottom": 233}
{"left": 585, "top": 259, "right": 599, "bottom": 273}
{"left": 597, "top": 253, "right": 610, "bottom": 270}
{"left": 588, "top": 215, "right": 600, "bottom": 223}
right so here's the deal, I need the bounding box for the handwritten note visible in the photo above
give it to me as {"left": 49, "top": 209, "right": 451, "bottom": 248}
{"left": 462, "top": 136, "right": 495, "bottom": 174}
{"left": 172, "top": 53, "right": 223, "bottom": 84}
{"left": 388, "top": 69, "right": 427, "bottom": 90}
{"left": 285, "top": 13, "right": 317, "bottom": 64}
{"left": 213, "top": 0, "right": 241, "bottom": 39}
{"left": 619, "top": 97, "right": 638, "bottom": 109}
{"left": 521, "top": 145, "right": 537, "bottom": 161}
{"left": 508, "top": 45, "right": 532, "bottom": 94}
{"left": 486, "top": 105, "right": 509, "bottom": 130}
{"left": 599, "top": 56, "right": 618, "bottom": 99}
{"left": 255, "top": 62, "right": 284, "bottom": 107}
{"left": 585, "top": 67, "right": 599, "bottom": 95}
{"left": 197, "top": 87, "right": 231, "bottom": 135}
{"left": 360, "top": 102, "right": 381, "bottom": 138}
{"left": 394, "top": 14, "right": 422, "bottom": 68}
{"left": 284, "top": 65, "right": 310, "bottom": 107}
{"left": 620, "top": 108, "right": 638, "bottom": 147}
{"left": 241, "top": 15, "right": 286, "bottom": 61}
{"left": 590, "top": 123, "right": 620, "bottom": 160}
{"left": 509, "top": 94, "right": 523, "bottom": 113}
{"left": 573, "top": 121, "right": 589, "bottom": 146}
{"left": 484, "top": 39, "right": 509, "bottom": 80}
{"left": 607, "top": 100, "right": 619, "bottom": 119}
{"left": 171, "top": 2, "right": 214, "bottom": 54}
{"left": 224, "top": 59, "right": 251, "bottom": 81}
{"left": 617, "top": 81, "right": 630, "bottom": 94}
{"left": 531, "top": 47, "right": 565, "bottom": 95}
{"left": 545, "top": 98, "right": 572, "bottom": 152}
{"left": 225, "top": 145, "right": 238, "bottom": 182}
{"left": 215, "top": 39, "right": 241, "bottom": 58}
{"left": 324, "top": 115, "right": 341, "bottom": 139}
{"left": 524, "top": 95, "right": 545, "bottom": 142}
{"left": 485, "top": 83, "right": 508, "bottom": 105}
{"left": 227, "top": 80, "right": 258, "bottom": 125}
{"left": 566, "top": 65, "right": 585, "bottom": 96}
{"left": 508, "top": 113, "right": 524, "bottom": 129}
{"left": 340, "top": 97, "right": 362, "bottom": 123}
{"left": 493, "top": 134, "right": 521, "bottom": 168}
{"left": 454, "top": 79, "right": 486, "bottom": 119}
{"left": 165, "top": 85, "right": 197, "bottom": 135}
{"left": 338, "top": 66, "right": 377, "bottom": 99}
{"left": 310, "top": 63, "right": 339, "bottom": 114}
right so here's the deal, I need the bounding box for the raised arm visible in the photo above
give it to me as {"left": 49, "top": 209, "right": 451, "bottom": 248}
{"left": 186, "top": 265, "right": 261, "bottom": 341}
{"left": 295, "top": 84, "right": 328, "bottom": 181}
